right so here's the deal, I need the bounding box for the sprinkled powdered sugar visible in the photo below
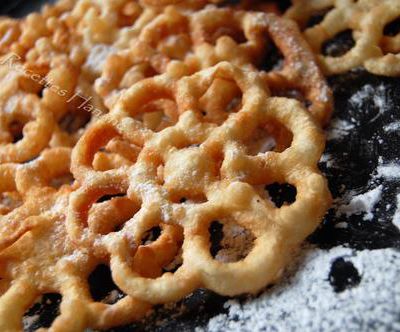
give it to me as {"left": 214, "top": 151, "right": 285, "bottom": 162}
{"left": 376, "top": 163, "right": 400, "bottom": 179}
{"left": 384, "top": 121, "right": 400, "bottom": 132}
{"left": 196, "top": 112, "right": 400, "bottom": 331}
{"left": 83, "top": 44, "right": 116, "bottom": 76}
{"left": 14, "top": 65, "right": 400, "bottom": 332}
{"left": 319, "top": 153, "right": 335, "bottom": 168}
{"left": 326, "top": 118, "right": 355, "bottom": 141}
{"left": 393, "top": 194, "right": 400, "bottom": 230}
{"left": 349, "top": 84, "right": 389, "bottom": 120}
{"left": 334, "top": 221, "right": 348, "bottom": 229}
{"left": 215, "top": 223, "right": 254, "bottom": 263}
{"left": 62, "top": 249, "right": 87, "bottom": 264}
{"left": 23, "top": 314, "right": 40, "bottom": 330}
{"left": 201, "top": 246, "right": 400, "bottom": 332}
{"left": 335, "top": 186, "right": 383, "bottom": 221}
{"left": 3, "top": 94, "right": 20, "bottom": 114}
{"left": 196, "top": 77, "right": 400, "bottom": 331}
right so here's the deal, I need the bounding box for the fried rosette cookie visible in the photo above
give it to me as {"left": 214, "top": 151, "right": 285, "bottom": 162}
{"left": 286, "top": 0, "right": 400, "bottom": 76}
{"left": 0, "top": 148, "right": 154, "bottom": 331}
{"left": 67, "top": 63, "right": 331, "bottom": 305}
{"left": 95, "top": 5, "right": 333, "bottom": 125}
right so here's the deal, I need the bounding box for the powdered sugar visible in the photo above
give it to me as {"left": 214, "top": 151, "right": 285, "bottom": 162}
{"left": 319, "top": 153, "right": 336, "bottom": 168}
{"left": 3, "top": 94, "right": 20, "bottom": 114}
{"left": 393, "top": 194, "right": 400, "bottom": 230}
{"left": 23, "top": 314, "right": 40, "bottom": 330}
{"left": 215, "top": 223, "right": 254, "bottom": 263}
{"left": 201, "top": 246, "right": 400, "bottom": 332}
{"left": 335, "top": 186, "right": 383, "bottom": 221}
{"left": 326, "top": 118, "right": 355, "bottom": 141}
{"left": 196, "top": 148, "right": 398, "bottom": 330}
{"left": 194, "top": 75, "right": 400, "bottom": 330}
{"left": 384, "top": 121, "right": 400, "bottom": 132}
{"left": 61, "top": 249, "right": 87, "bottom": 264}
{"left": 335, "top": 221, "right": 348, "bottom": 229}
{"left": 349, "top": 84, "right": 390, "bottom": 122}
{"left": 376, "top": 163, "right": 400, "bottom": 179}
{"left": 84, "top": 44, "right": 116, "bottom": 77}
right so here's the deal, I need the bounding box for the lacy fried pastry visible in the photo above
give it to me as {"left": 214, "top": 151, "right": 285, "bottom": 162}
{"left": 0, "top": 0, "right": 336, "bottom": 331}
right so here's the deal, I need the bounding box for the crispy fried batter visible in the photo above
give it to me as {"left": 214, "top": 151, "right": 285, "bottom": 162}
{"left": 0, "top": 1, "right": 340, "bottom": 330}
{"left": 68, "top": 63, "right": 331, "bottom": 304}
{"left": 286, "top": 0, "right": 400, "bottom": 76}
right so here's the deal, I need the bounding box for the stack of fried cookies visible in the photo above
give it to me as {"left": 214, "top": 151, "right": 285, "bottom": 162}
{"left": 0, "top": 0, "right": 398, "bottom": 330}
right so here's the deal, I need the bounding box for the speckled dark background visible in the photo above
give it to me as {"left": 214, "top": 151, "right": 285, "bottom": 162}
{"left": 2, "top": 1, "right": 400, "bottom": 331}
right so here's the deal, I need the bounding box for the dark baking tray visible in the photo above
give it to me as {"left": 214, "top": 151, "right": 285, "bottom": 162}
{"left": 2, "top": 1, "right": 400, "bottom": 331}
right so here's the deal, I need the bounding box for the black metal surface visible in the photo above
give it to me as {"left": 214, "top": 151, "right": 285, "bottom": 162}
{"left": 5, "top": 0, "right": 56, "bottom": 18}
{"left": 2, "top": 1, "right": 400, "bottom": 331}
{"left": 0, "top": 1, "right": 23, "bottom": 15}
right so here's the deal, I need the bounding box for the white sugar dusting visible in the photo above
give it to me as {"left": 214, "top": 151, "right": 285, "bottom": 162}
{"left": 393, "top": 194, "right": 400, "bottom": 230}
{"left": 201, "top": 246, "right": 400, "bottom": 332}
{"left": 349, "top": 84, "right": 389, "bottom": 122}
{"left": 3, "top": 94, "right": 20, "bottom": 114}
{"left": 326, "top": 118, "right": 355, "bottom": 141}
{"left": 336, "top": 186, "right": 383, "bottom": 221}
{"left": 62, "top": 249, "right": 87, "bottom": 264}
{"left": 23, "top": 315, "right": 40, "bottom": 330}
{"left": 319, "top": 153, "right": 336, "bottom": 168}
{"left": 84, "top": 44, "right": 116, "bottom": 76}
{"left": 335, "top": 222, "right": 348, "bottom": 229}
{"left": 376, "top": 164, "right": 400, "bottom": 179}
{"left": 215, "top": 223, "right": 254, "bottom": 263}
{"left": 384, "top": 121, "right": 400, "bottom": 132}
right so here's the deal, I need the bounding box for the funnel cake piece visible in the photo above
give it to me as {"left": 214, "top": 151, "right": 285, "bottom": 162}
{"left": 286, "top": 0, "right": 400, "bottom": 77}
{"left": 0, "top": 2, "right": 339, "bottom": 329}
{"left": 362, "top": 1, "right": 400, "bottom": 76}
{"left": 285, "top": 0, "right": 349, "bottom": 30}
{"left": 0, "top": 92, "right": 54, "bottom": 164}
{"left": 0, "top": 222, "right": 150, "bottom": 331}
{"left": 69, "top": 0, "right": 147, "bottom": 45}
{"left": 97, "top": 5, "right": 332, "bottom": 126}
{"left": 2, "top": 0, "right": 76, "bottom": 60}
{"left": 95, "top": 40, "right": 177, "bottom": 109}
{"left": 0, "top": 53, "right": 87, "bottom": 162}
{"left": 0, "top": 148, "right": 155, "bottom": 330}
{"left": 111, "top": 65, "right": 331, "bottom": 303}
{"left": 69, "top": 72, "right": 186, "bottom": 255}
{"left": 71, "top": 72, "right": 182, "bottom": 184}
{"left": 68, "top": 63, "right": 331, "bottom": 305}
{"left": 95, "top": 6, "right": 199, "bottom": 110}
{"left": 68, "top": 0, "right": 159, "bottom": 50}
{"left": 0, "top": 148, "right": 72, "bottom": 251}
{"left": 0, "top": 18, "right": 21, "bottom": 56}
{"left": 190, "top": 7, "right": 333, "bottom": 125}
{"left": 0, "top": 163, "right": 19, "bottom": 215}
{"left": 139, "top": 0, "right": 222, "bottom": 10}
{"left": 301, "top": 1, "right": 380, "bottom": 75}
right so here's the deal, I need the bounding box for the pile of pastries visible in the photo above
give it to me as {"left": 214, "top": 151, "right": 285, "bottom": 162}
{"left": 0, "top": 0, "right": 398, "bottom": 330}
